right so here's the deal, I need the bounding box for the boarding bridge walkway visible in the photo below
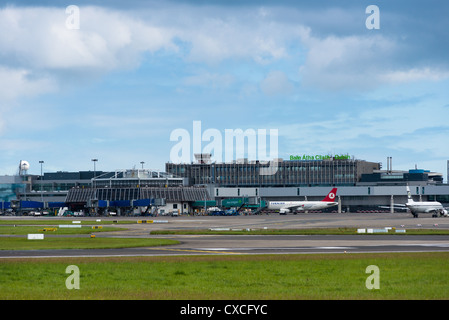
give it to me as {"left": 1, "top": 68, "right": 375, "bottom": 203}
{"left": 65, "top": 186, "right": 212, "bottom": 204}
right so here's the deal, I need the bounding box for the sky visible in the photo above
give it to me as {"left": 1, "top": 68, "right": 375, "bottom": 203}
{"left": 0, "top": 0, "right": 448, "bottom": 179}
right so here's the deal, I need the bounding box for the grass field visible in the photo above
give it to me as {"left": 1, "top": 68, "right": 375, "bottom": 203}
{"left": 0, "top": 225, "right": 127, "bottom": 235}
{"left": 1, "top": 252, "right": 449, "bottom": 300}
{"left": 0, "top": 237, "right": 179, "bottom": 250}
{"left": 0, "top": 222, "right": 178, "bottom": 250}
{"left": 2, "top": 220, "right": 449, "bottom": 300}
{"left": 0, "top": 219, "right": 135, "bottom": 225}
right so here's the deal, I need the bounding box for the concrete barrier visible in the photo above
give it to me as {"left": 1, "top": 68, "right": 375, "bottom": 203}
{"left": 27, "top": 234, "right": 44, "bottom": 240}
{"left": 367, "top": 228, "right": 388, "bottom": 233}
{"left": 359, "top": 227, "right": 406, "bottom": 234}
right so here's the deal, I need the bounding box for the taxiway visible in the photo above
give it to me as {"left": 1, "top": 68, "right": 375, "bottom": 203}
{"left": 1, "top": 212, "right": 449, "bottom": 258}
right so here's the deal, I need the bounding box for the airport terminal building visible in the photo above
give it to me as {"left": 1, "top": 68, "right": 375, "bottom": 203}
{"left": 1, "top": 155, "right": 449, "bottom": 215}
{"left": 166, "top": 155, "right": 449, "bottom": 212}
{"left": 0, "top": 167, "right": 210, "bottom": 215}
{"left": 165, "top": 156, "right": 381, "bottom": 187}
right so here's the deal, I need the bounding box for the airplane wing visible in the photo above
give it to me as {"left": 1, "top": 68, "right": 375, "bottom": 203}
{"left": 379, "top": 205, "right": 408, "bottom": 211}
{"left": 379, "top": 204, "right": 407, "bottom": 208}
{"left": 281, "top": 204, "right": 304, "bottom": 211}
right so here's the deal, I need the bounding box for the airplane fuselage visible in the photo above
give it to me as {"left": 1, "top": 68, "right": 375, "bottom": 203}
{"left": 406, "top": 201, "right": 445, "bottom": 214}
{"left": 405, "top": 186, "right": 448, "bottom": 218}
{"left": 268, "top": 188, "right": 338, "bottom": 214}
{"left": 268, "top": 201, "right": 338, "bottom": 212}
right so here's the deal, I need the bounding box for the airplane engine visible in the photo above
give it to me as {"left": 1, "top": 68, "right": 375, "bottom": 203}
{"left": 442, "top": 209, "right": 448, "bottom": 217}
{"left": 279, "top": 208, "right": 290, "bottom": 215}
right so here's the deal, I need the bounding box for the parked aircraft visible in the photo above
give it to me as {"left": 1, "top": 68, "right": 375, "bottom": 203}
{"left": 405, "top": 186, "right": 448, "bottom": 218}
{"left": 268, "top": 188, "right": 338, "bottom": 215}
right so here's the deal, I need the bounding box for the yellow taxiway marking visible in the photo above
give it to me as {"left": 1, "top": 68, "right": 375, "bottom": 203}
{"left": 155, "top": 248, "right": 242, "bottom": 255}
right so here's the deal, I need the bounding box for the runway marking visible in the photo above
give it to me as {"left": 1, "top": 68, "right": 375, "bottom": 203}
{"left": 155, "top": 248, "right": 243, "bottom": 255}
{"left": 401, "top": 243, "right": 449, "bottom": 248}
{"left": 315, "top": 247, "right": 355, "bottom": 250}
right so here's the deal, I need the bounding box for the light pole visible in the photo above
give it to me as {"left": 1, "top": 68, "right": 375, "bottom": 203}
{"left": 91, "top": 159, "right": 98, "bottom": 177}
{"left": 39, "top": 160, "right": 44, "bottom": 207}
{"left": 91, "top": 158, "right": 98, "bottom": 190}
{"left": 91, "top": 159, "right": 98, "bottom": 216}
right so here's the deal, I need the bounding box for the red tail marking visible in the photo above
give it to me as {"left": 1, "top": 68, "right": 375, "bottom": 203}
{"left": 322, "top": 188, "right": 337, "bottom": 202}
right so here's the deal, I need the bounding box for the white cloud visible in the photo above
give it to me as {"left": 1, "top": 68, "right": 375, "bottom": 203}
{"left": 297, "top": 27, "right": 449, "bottom": 91}
{"left": 381, "top": 68, "right": 449, "bottom": 84}
{"left": 0, "top": 66, "right": 56, "bottom": 134}
{"left": 177, "top": 19, "right": 289, "bottom": 65}
{"left": 0, "top": 5, "right": 296, "bottom": 108}
{"left": 2, "top": 4, "right": 445, "bottom": 97}
{"left": 277, "top": 105, "right": 449, "bottom": 177}
{"left": 297, "top": 28, "right": 397, "bottom": 90}
{"left": 0, "top": 67, "right": 55, "bottom": 102}
{"left": 0, "top": 6, "right": 177, "bottom": 72}
{"left": 0, "top": 5, "right": 178, "bottom": 135}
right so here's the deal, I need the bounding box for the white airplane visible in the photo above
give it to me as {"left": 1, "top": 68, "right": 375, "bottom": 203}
{"left": 405, "top": 186, "right": 448, "bottom": 218}
{"left": 268, "top": 188, "right": 338, "bottom": 215}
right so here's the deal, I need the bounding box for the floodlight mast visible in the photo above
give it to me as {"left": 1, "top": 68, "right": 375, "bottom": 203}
{"left": 39, "top": 160, "right": 44, "bottom": 205}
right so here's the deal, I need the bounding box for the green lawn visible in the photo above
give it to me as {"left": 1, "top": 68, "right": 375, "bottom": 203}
{"left": 2, "top": 220, "right": 448, "bottom": 300}
{"left": 0, "top": 219, "right": 135, "bottom": 225}
{"left": 1, "top": 252, "right": 448, "bottom": 300}
{"left": 0, "top": 225, "right": 127, "bottom": 235}
{"left": 0, "top": 237, "right": 179, "bottom": 250}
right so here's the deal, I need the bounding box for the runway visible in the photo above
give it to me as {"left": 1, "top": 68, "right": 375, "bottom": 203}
{"left": 2, "top": 212, "right": 449, "bottom": 258}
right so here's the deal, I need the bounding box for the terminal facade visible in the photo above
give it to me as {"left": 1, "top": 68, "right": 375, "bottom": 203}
{"left": 166, "top": 157, "right": 381, "bottom": 187}
{"left": 1, "top": 156, "right": 449, "bottom": 215}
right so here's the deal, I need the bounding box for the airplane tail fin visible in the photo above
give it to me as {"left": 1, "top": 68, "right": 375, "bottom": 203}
{"left": 322, "top": 188, "right": 337, "bottom": 202}
{"left": 406, "top": 186, "right": 414, "bottom": 202}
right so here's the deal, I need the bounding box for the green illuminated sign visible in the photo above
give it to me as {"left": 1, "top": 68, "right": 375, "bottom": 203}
{"left": 289, "top": 154, "right": 351, "bottom": 161}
